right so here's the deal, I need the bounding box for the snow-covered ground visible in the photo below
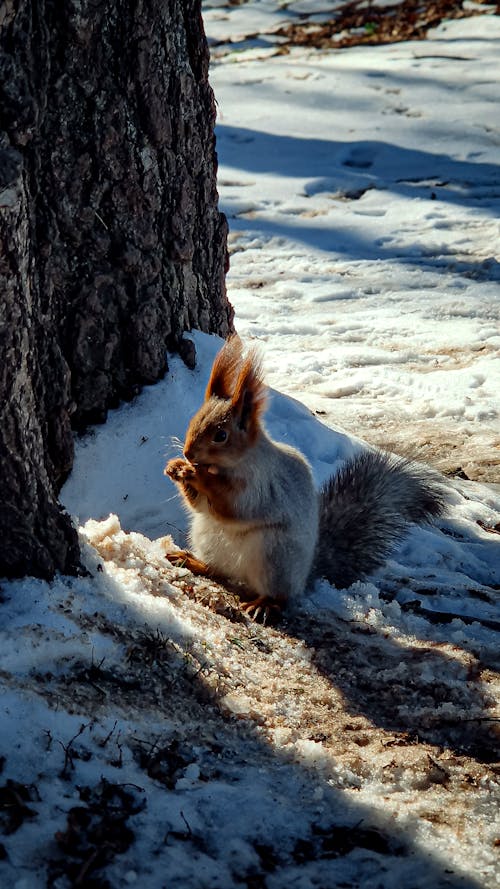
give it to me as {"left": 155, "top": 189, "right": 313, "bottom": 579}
{"left": 1, "top": 5, "right": 499, "bottom": 888}
{"left": 207, "top": 4, "right": 500, "bottom": 481}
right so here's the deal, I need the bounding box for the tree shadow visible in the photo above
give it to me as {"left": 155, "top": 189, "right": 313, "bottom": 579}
{"left": 216, "top": 125, "right": 500, "bottom": 279}
{"left": 217, "top": 126, "right": 500, "bottom": 210}
{"left": 17, "top": 559, "right": 489, "bottom": 889}
{"left": 276, "top": 489, "right": 500, "bottom": 766}
{"left": 283, "top": 599, "right": 500, "bottom": 768}
{"left": 222, "top": 207, "right": 500, "bottom": 282}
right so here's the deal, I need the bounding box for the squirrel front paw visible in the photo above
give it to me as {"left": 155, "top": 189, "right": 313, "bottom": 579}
{"left": 164, "top": 457, "right": 196, "bottom": 482}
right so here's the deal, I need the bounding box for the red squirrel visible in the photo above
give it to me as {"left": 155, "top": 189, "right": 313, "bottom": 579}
{"left": 165, "top": 337, "right": 444, "bottom": 618}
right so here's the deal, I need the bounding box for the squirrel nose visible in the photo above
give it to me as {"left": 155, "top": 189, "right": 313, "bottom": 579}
{"left": 184, "top": 444, "right": 194, "bottom": 463}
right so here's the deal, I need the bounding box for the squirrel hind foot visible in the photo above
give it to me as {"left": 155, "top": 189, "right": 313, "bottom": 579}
{"left": 241, "top": 595, "right": 282, "bottom": 624}
{"left": 166, "top": 550, "right": 211, "bottom": 576}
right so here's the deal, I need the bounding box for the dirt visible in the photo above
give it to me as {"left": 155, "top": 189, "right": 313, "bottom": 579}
{"left": 274, "top": 0, "right": 500, "bottom": 52}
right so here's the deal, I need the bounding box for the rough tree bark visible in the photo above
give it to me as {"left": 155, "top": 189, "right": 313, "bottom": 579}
{"left": 0, "top": 0, "right": 233, "bottom": 579}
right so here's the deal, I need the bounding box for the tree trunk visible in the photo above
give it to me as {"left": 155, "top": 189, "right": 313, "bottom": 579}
{"left": 0, "top": 0, "right": 232, "bottom": 579}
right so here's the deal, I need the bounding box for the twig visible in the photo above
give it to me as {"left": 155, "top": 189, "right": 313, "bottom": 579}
{"left": 99, "top": 721, "right": 118, "bottom": 748}
{"left": 180, "top": 810, "right": 192, "bottom": 836}
{"left": 58, "top": 723, "right": 89, "bottom": 779}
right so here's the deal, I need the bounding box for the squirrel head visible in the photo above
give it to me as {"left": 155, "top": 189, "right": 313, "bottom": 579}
{"left": 183, "top": 336, "right": 267, "bottom": 470}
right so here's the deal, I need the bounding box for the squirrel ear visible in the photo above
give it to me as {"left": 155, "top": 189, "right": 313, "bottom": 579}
{"left": 231, "top": 349, "right": 267, "bottom": 438}
{"left": 205, "top": 335, "right": 243, "bottom": 401}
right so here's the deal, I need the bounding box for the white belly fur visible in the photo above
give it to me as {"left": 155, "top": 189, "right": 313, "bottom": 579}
{"left": 186, "top": 433, "right": 319, "bottom": 601}
{"left": 190, "top": 513, "right": 269, "bottom": 594}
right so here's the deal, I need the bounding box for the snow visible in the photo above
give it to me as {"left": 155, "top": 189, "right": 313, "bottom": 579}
{"left": 1, "top": 4, "right": 500, "bottom": 887}
{"left": 208, "top": 10, "right": 500, "bottom": 480}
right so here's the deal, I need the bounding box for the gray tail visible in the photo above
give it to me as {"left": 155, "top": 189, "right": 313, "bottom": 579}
{"left": 314, "top": 450, "right": 446, "bottom": 589}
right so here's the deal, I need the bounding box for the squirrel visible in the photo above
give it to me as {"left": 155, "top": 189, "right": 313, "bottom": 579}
{"left": 164, "top": 336, "right": 445, "bottom": 619}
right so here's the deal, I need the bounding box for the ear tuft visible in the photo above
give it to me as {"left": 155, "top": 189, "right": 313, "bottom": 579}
{"left": 205, "top": 335, "right": 244, "bottom": 401}
{"left": 231, "top": 348, "right": 267, "bottom": 437}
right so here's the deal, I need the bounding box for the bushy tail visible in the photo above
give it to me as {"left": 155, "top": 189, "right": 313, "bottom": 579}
{"left": 314, "top": 450, "right": 446, "bottom": 588}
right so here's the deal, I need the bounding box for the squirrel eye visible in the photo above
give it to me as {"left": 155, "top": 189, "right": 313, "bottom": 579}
{"left": 213, "top": 427, "right": 228, "bottom": 443}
